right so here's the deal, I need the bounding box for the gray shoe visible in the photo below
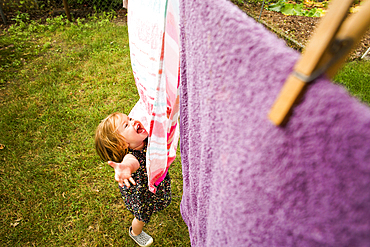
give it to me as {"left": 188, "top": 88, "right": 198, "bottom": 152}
{"left": 129, "top": 226, "right": 153, "bottom": 247}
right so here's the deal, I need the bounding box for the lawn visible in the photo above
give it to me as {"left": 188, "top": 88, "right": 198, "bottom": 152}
{"left": 0, "top": 13, "right": 189, "bottom": 246}
{"left": 0, "top": 11, "right": 369, "bottom": 247}
{"left": 333, "top": 60, "right": 370, "bottom": 104}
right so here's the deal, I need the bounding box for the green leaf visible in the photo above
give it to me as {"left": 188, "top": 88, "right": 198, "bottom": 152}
{"left": 306, "top": 9, "right": 316, "bottom": 17}
{"left": 267, "top": 3, "right": 283, "bottom": 12}
{"left": 281, "top": 4, "right": 295, "bottom": 15}
{"left": 314, "top": 8, "right": 323, "bottom": 17}
{"left": 267, "top": 0, "right": 286, "bottom": 12}
{"left": 305, "top": 8, "right": 322, "bottom": 17}
{"left": 294, "top": 4, "right": 303, "bottom": 12}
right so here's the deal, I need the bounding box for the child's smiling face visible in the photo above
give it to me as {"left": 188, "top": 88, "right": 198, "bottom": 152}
{"left": 117, "top": 113, "right": 148, "bottom": 150}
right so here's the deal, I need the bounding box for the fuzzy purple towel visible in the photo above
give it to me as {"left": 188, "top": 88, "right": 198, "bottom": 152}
{"left": 179, "top": 0, "right": 370, "bottom": 246}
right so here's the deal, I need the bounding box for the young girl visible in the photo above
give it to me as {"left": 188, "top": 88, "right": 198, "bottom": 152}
{"left": 95, "top": 112, "right": 171, "bottom": 247}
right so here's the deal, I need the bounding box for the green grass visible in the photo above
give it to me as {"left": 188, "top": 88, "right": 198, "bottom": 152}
{"left": 0, "top": 13, "right": 189, "bottom": 246}
{"left": 333, "top": 60, "right": 370, "bottom": 104}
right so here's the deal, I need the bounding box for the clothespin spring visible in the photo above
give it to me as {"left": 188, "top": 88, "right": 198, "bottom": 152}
{"left": 293, "top": 37, "right": 354, "bottom": 84}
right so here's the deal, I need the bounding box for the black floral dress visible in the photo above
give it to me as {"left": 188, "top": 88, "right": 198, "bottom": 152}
{"left": 119, "top": 144, "right": 172, "bottom": 223}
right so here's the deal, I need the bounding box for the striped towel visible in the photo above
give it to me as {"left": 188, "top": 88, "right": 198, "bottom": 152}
{"left": 127, "top": 0, "right": 180, "bottom": 193}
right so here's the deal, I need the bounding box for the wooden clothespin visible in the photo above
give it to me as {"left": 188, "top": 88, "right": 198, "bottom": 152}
{"left": 268, "top": 0, "right": 370, "bottom": 126}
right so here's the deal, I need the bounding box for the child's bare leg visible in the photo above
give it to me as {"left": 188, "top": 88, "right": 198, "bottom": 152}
{"left": 131, "top": 217, "right": 145, "bottom": 236}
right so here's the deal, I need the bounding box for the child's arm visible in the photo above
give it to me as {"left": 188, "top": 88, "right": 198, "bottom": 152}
{"left": 108, "top": 154, "right": 140, "bottom": 188}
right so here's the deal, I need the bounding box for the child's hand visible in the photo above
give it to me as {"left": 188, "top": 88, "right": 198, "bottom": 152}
{"left": 108, "top": 160, "right": 137, "bottom": 188}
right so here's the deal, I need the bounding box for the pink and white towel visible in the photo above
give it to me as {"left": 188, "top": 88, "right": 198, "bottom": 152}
{"left": 126, "top": 0, "right": 180, "bottom": 193}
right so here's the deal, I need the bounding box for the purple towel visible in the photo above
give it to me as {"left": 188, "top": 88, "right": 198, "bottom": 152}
{"left": 179, "top": 0, "right": 370, "bottom": 246}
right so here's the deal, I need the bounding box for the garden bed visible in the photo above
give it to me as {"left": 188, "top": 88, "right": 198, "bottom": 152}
{"left": 238, "top": 1, "right": 370, "bottom": 60}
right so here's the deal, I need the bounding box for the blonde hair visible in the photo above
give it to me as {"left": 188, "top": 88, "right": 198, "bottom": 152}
{"left": 95, "top": 112, "right": 129, "bottom": 162}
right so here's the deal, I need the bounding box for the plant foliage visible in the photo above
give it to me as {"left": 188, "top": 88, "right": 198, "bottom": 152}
{"left": 267, "top": 0, "right": 323, "bottom": 17}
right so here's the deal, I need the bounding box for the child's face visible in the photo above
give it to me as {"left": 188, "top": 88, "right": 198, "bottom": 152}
{"left": 117, "top": 114, "right": 148, "bottom": 150}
